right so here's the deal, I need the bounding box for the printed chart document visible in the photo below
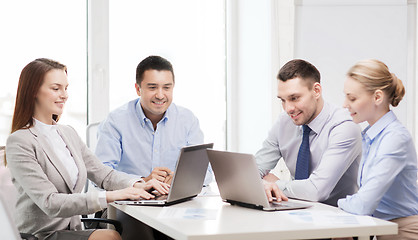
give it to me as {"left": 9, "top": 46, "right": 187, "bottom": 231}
{"left": 158, "top": 208, "right": 218, "bottom": 220}
{"left": 286, "top": 210, "right": 377, "bottom": 226}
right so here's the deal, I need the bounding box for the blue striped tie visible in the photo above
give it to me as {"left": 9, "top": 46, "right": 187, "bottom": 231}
{"left": 295, "top": 125, "right": 311, "bottom": 180}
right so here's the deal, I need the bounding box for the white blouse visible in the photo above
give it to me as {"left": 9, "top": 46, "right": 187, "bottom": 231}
{"left": 33, "top": 118, "right": 79, "bottom": 189}
{"left": 33, "top": 119, "right": 108, "bottom": 208}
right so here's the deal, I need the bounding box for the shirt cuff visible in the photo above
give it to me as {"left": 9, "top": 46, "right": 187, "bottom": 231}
{"left": 275, "top": 179, "right": 289, "bottom": 191}
{"left": 86, "top": 191, "right": 101, "bottom": 213}
{"left": 337, "top": 198, "right": 346, "bottom": 209}
{"left": 98, "top": 190, "right": 107, "bottom": 209}
{"left": 129, "top": 178, "right": 145, "bottom": 187}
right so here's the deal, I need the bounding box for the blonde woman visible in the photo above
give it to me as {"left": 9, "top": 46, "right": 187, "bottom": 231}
{"left": 6, "top": 58, "right": 170, "bottom": 240}
{"left": 339, "top": 59, "right": 418, "bottom": 239}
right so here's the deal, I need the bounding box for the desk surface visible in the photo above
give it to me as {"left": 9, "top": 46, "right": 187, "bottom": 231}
{"left": 109, "top": 191, "right": 397, "bottom": 240}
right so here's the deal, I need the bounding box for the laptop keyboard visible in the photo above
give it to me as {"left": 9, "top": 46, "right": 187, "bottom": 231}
{"left": 150, "top": 190, "right": 168, "bottom": 199}
{"left": 154, "top": 194, "right": 168, "bottom": 200}
{"left": 270, "top": 201, "right": 291, "bottom": 207}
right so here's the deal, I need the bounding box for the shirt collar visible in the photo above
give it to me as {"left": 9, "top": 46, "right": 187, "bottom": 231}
{"left": 362, "top": 110, "right": 397, "bottom": 141}
{"left": 33, "top": 118, "right": 57, "bottom": 132}
{"left": 305, "top": 102, "right": 330, "bottom": 135}
{"left": 135, "top": 98, "right": 170, "bottom": 128}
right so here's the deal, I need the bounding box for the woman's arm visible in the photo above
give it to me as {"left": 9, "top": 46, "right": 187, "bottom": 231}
{"left": 6, "top": 132, "right": 100, "bottom": 218}
{"left": 65, "top": 125, "right": 170, "bottom": 197}
{"left": 338, "top": 132, "right": 409, "bottom": 215}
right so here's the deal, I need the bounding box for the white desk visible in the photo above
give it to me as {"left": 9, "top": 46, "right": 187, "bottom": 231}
{"left": 108, "top": 193, "right": 397, "bottom": 240}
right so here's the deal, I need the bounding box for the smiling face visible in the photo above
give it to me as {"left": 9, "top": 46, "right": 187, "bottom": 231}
{"left": 343, "top": 77, "right": 378, "bottom": 124}
{"left": 277, "top": 77, "right": 322, "bottom": 126}
{"left": 136, "top": 69, "right": 174, "bottom": 123}
{"left": 34, "top": 69, "right": 68, "bottom": 124}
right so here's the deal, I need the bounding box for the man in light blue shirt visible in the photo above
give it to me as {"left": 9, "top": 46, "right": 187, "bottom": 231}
{"left": 95, "top": 56, "right": 212, "bottom": 185}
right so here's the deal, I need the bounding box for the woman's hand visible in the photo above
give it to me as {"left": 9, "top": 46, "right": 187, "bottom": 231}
{"left": 106, "top": 187, "right": 155, "bottom": 203}
{"left": 134, "top": 178, "right": 170, "bottom": 195}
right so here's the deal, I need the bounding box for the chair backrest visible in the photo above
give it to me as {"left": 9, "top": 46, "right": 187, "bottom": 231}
{"left": 84, "top": 123, "right": 101, "bottom": 194}
{"left": 0, "top": 147, "right": 18, "bottom": 213}
{"left": 0, "top": 194, "right": 21, "bottom": 240}
{"left": 86, "top": 122, "right": 100, "bottom": 153}
{"left": 0, "top": 145, "right": 5, "bottom": 166}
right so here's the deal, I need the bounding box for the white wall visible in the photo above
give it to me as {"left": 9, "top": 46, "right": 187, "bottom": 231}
{"left": 294, "top": 0, "right": 417, "bottom": 136}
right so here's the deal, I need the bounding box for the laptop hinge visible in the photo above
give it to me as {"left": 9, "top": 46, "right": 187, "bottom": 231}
{"left": 225, "top": 199, "right": 264, "bottom": 210}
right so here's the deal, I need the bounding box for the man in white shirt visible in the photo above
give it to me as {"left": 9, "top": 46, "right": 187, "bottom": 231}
{"left": 257, "top": 59, "right": 362, "bottom": 206}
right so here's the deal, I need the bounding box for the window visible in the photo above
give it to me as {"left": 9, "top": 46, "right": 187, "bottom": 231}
{"left": 108, "top": 0, "right": 226, "bottom": 149}
{"left": 0, "top": 0, "right": 87, "bottom": 144}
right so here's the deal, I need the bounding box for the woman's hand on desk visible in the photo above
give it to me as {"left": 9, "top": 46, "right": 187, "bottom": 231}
{"left": 135, "top": 179, "right": 170, "bottom": 195}
{"left": 106, "top": 187, "right": 155, "bottom": 202}
{"left": 106, "top": 180, "right": 170, "bottom": 202}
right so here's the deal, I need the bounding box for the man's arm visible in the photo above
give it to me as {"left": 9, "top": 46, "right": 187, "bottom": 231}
{"left": 186, "top": 115, "right": 213, "bottom": 185}
{"left": 95, "top": 116, "right": 123, "bottom": 170}
{"left": 255, "top": 119, "right": 291, "bottom": 201}
{"left": 255, "top": 119, "right": 283, "bottom": 177}
{"left": 277, "top": 121, "right": 362, "bottom": 202}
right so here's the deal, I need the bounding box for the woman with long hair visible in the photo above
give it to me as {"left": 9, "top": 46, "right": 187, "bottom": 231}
{"left": 6, "top": 58, "right": 170, "bottom": 240}
{"left": 338, "top": 59, "right": 418, "bottom": 239}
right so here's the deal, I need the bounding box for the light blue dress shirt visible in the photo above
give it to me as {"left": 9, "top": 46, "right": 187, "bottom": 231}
{"left": 95, "top": 98, "right": 213, "bottom": 185}
{"left": 338, "top": 111, "right": 418, "bottom": 220}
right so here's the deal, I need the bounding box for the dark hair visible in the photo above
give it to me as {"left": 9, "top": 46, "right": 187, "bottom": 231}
{"left": 135, "top": 56, "right": 174, "bottom": 85}
{"left": 277, "top": 59, "right": 320, "bottom": 89}
{"left": 11, "top": 58, "right": 67, "bottom": 133}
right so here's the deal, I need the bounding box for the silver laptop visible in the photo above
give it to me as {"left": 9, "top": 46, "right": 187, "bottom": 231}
{"left": 207, "top": 149, "right": 312, "bottom": 211}
{"left": 115, "top": 143, "right": 214, "bottom": 206}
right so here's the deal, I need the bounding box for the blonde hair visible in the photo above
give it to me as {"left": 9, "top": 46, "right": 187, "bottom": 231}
{"left": 347, "top": 59, "right": 405, "bottom": 107}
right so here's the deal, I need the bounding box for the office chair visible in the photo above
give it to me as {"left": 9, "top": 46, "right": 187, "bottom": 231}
{"left": 0, "top": 193, "right": 38, "bottom": 240}
{"left": 0, "top": 190, "right": 115, "bottom": 240}
{"left": 1, "top": 147, "right": 37, "bottom": 239}
{"left": 81, "top": 216, "right": 123, "bottom": 235}
{"left": 81, "top": 122, "right": 124, "bottom": 235}
{"left": 84, "top": 122, "right": 100, "bottom": 193}
{"left": 86, "top": 122, "right": 100, "bottom": 153}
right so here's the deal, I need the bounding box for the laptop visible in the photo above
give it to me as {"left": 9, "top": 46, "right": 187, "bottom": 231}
{"left": 115, "top": 143, "right": 214, "bottom": 206}
{"left": 207, "top": 149, "right": 312, "bottom": 211}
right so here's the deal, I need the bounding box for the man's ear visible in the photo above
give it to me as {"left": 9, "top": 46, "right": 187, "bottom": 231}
{"left": 374, "top": 90, "right": 384, "bottom": 105}
{"left": 312, "top": 82, "right": 322, "bottom": 99}
{"left": 135, "top": 83, "right": 141, "bottom": 97}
